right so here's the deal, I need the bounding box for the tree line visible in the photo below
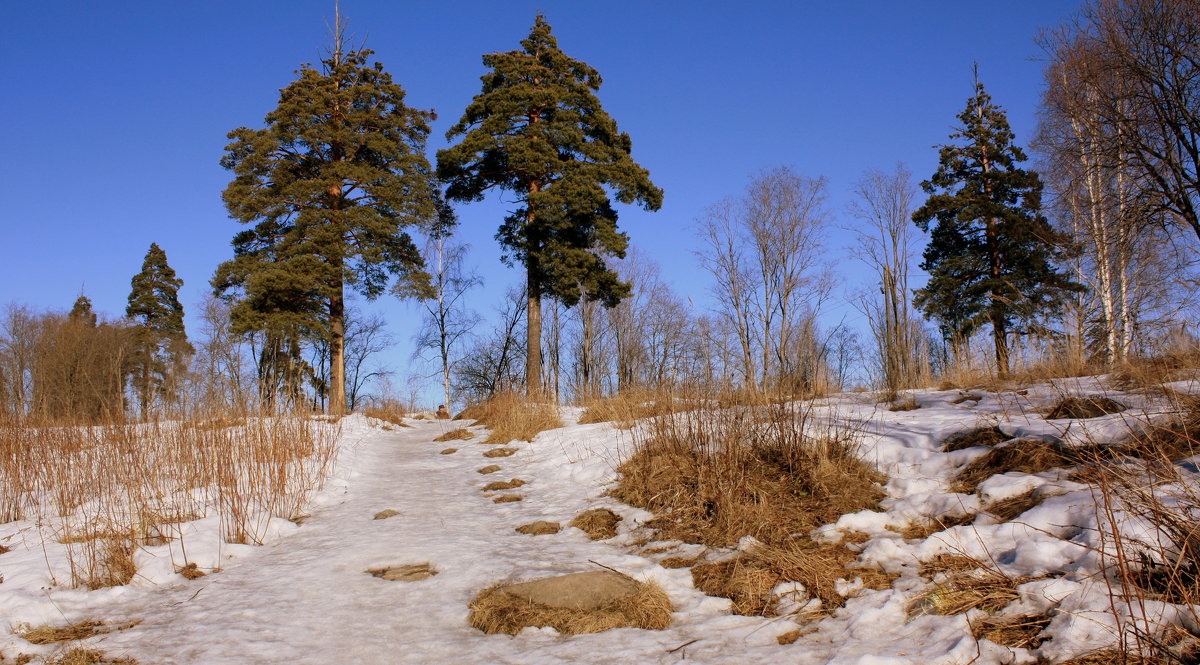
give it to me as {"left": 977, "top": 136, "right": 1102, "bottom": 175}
{"left": 3, "top": 0, "right": 1198, "bottom": 422}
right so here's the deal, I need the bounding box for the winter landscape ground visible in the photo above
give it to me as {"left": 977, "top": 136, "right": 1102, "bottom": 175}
{"left": 3, "top": 375, "right": 1198, "bottom": 664}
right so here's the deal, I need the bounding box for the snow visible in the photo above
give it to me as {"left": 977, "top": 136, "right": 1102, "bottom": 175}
{"left": 1, "top": 380, "right": 1197, "bottom": 663}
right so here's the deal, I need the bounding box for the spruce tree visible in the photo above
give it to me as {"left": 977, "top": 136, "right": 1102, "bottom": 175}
{"left": 127, "top": 243, "right": 191, "bottom": 419}
{"left": 913, "top": 75, "right": 1080, "bottom": 375}
{"left": 216, "top": 17, "right": 437, "bottom": 413}
{"left": 437, "top": 14, "right": 663, "bottom": 396}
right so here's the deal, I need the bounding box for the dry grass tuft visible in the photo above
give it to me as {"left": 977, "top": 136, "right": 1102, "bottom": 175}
{"left": 660, "top": 556, "right": 701, "bottom": 569}
{"left": 941, "top": 426, "right": 1009, "bottom": 453}
{"left": 439, "top": 447, "right": 457, "bottom": 455}
{"left": 516, "top": 521, "right": 560, "bottom": 535}
{"left": 367, "top": 563, "right": 438, "bottom": 582}
{"left": 493, "top": 494, "right": 523, "bottom": 503}
{"left": 971, "top": 613, "right": 1051, "bottom": 649}
{"left": 433, "top": 428, "right": 474, "bottom": 442}
{"left": 986, "top": 489, "right": 1045, "bottom": 522}
{"left": 45, "top": 649, "right": 139, "bottom": 665}
{"left": 359, "top": 401, "right": 413, "bottom": 428}
{"left": 613, "top": 400, "right": 885, "bottom": 548}
{"left": 177, "top": 562, "right": 206, "bottom": 580}
{"left": 483, "top": 447, "right": 517, "bottom": 458}
{"left": 459, "top": 392, "right": 562, "bottom": 444}
{"left": 570, "top": 508, "right": 622, "bottom": 540}
{"left": 467, "top": 579, "right": 672, "bottom": 635}
{"left": 693, "top": 540, "right": 894, "bottom": 616}
{"left": 477, "top": 465, "right": 502, "bottom": 474}
{"left": 1123, "top": 397, "right": 1200, "bottom": 462}
{"left": 887, "top": 395, "right": 920, "bottom": 412}
{"left": 951, "top": 392, "right": 984, "bottom": 405}
{"left": 0, "top": 542, "right": 10, "bottom": 554}
{"left": 22, "top": 622, "right": 107, "bottom": 645}
{"left": 1047, "top": 396, "right": 1128, "bottom": 419}
{"left": 915, "top": 557, "right": 1033, "bottom": 616}
{"left": 373, "top": 509, "right": 401, "bottom": 520}
{"left": 952, "top": 439, "right": 1072, "bottom": 494}
{"left": 482, "top": 479, "right": 526, "bottom": 491}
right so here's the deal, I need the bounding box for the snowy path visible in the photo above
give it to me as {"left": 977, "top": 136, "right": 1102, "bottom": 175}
{"left": 82, "top": 419, "right": 716, "bottom": 664}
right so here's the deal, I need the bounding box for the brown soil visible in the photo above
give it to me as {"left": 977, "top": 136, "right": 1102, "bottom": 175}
{"left": 439, "top": 448, "right": 457, "bottom": 455}
{"left": 493, "top": 494, "right": 523, "bottom": 503}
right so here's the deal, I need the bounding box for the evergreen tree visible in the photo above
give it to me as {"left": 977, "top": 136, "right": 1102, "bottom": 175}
{"left": 437, "top": 14, "right": 663, "bottom": 396}
{"left": 127, "top": 243, "right": 192, "bottom": 419}
{"left": 69, "top": 295, "right": 97, "bottom": 327}
{"left": 216, "top": 17, "right": 437, "bottom": 414}
{"left": 913, "top": 75, "right": 1081, "bottom": 375}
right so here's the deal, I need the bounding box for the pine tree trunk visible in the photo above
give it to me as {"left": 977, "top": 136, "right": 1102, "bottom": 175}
{"left": 526, "top": 263, "right": 543, "bottom": 399}
{"left": 329, "top": 285, "right": 346, "bottom": 415}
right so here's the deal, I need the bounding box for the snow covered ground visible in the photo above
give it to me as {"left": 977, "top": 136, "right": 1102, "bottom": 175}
{"left": 2, "top": 377, "right": 1198, "bottom": 664}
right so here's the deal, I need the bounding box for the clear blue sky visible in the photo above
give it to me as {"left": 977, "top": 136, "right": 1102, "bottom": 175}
{"left": 1, "top": 1, "right": 1081, "bottom": 401}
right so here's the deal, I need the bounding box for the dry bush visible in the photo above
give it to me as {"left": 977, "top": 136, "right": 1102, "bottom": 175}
{"left": 612, "top": 400, "right": 884, "bottom": 547}
{"left": 45, "top": 649, "right": 138, "bottom": 665}
{"left": 458, "top": 392, "right": 562, "bottom": 444}
{"left": 951, "top": 439, "right": 1073, "bottom": 494}
{"left": 0, "top": 415, "right": 339, "bottom": 584}
{"left": 693, "top": 540, "right": 894, "bottom": 616}
{"left": 1046, "top": 396, "right": 1127, "bottom": 419}
{"left": 569, "top": 508, "right": 622, "bottom": 540}
{"left": 578, "top": 391, "right": 695, "bottom": 428}
{"left": 468, "top": 579, "right": 672, "bottom": 635}
{"left": 433, "top": 428, "right": 473, "bottom": 442}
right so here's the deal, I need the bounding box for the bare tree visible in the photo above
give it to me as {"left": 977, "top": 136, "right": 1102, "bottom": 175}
{"left": 412, "top": 234, "right": 481, "bottom": 411}
{"left": 345, "top": 311, "right": 394, "bottom": 411}
{"left": 454, "top": 286, "right": 526, "bottom": 403}
{"left": 697, "top": 167, "right": 833, "bottom": 393}
{"left": 847, "top": 164, "right": 930, "bottom": 393}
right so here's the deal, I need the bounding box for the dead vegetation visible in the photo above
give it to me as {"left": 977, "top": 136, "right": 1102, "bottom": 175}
{"left": 914, "top": 555, "right": 1034, "bottom": 616}
{"left": 578, "top": 391, "right": 694, "bottom": 429}
{"left": 985, "top": 488, "right": 1046, "bottom": 522}
{"left": 177, "top": 562, "right": 207, "bottom": 580}
{"left": 433, "top": 428, "right": 474, "bottom": 442}
{"left": 373, "top": 509, "right": 401, "bottom": 520}
{"left": 493, "top": 494, "right": 523, "bottom": 503}
{"left": 570, "top": 508, "right": 622, "bottom": 540}
{"left": 612, "top": 400, "right": 884, "bottom": 547}
{"left": 483, "top": 447, "right": 517, "bottom": 458}
{"left": 482, "top": 479, "right": 526, "bottom": 491}
{"left": 1046, "top": 396, "right": 1127, "bottom": 419}
{"left": 477, "top": 465, "right": 501, "bottom": 474}
{"left": 439, "top": 448, "right": 457, "bottom": 455}
{"left": 951, "top": 439, "right": 1073, "bottom": 494}
{"left": 467, "top": 578, "right": 672, "bottom": 635}
{"left": 971, "top": 614, "right": 1051, "bottom": 649}
{"left": 45, "top": 649, "right": 139, "bottom": 665}
{"left": 516, "top": 521, "right": 560, "bottom": 535}
{"left": 941, "top": 426, "right": 1008, "bottom": 452}
{"left": 367, "top": 563, "right": 438, "bottom": 582}
{"left": 457, "top": 392, "right": 562, "bottom": 444}
{"left": 21, "top": 620, "right": 140, "bottom": 646}
{"left": 695, "top": 540, "right": 895, "bottom": 617}
{"left": 359, "top": 401, "right": 413, "bottom": 428}
{"left": 887, "top": 395, "right": 921, "bottom": 412}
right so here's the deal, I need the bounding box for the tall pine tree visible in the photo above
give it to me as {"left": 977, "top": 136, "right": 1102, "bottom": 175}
{"left": 437, "top": 14, "right": 663, "bottom": 396}
{"left": 913, "top": 74, "right": 1080, "bottom": 375}
{"left": 216, "top": 16, "right": 437, "bottom": 413}
{"left": 127, "top": 243, "right": 191, "bottom": 419}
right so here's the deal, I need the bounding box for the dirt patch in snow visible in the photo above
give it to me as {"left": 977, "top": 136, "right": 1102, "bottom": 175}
{"left": 483, "top": 447, "right": 517, "bottom": 458}
{"left": 367, "top": 563, "right": 438, "bottom": 582}
{"left": 433, "top": 428, "right": 474, "bottom": 442}
{"left": 482, "top": 479, "right": 526, "bottom": 491}
{"left": 516, "top": 521, "right": 560, "bottom": 535}
{"left": 477, "top": 465, "right": 502, "bottom": 474}
{"left": 493, "top": 494, "right": 523, "bottom": 503}
{"left": 373, "top": 509, "right": 401, "bottom": 520}
{"left": 439, "top": 448, "right": 457, "bottom": 455}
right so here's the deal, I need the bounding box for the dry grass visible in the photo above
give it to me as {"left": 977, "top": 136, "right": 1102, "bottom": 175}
{"left": 941, "top": 426, "right": 1008, "bottom": 453}
{"left": 951, "top": 439, "right": 1073, "bottom": 494}
{"left": 373, "top": 509, "right": 401, "bottom": 520}
{"left": 482, "top": 479, "right": 526, "bottom": 491}
{"left": 439, "top": 448, "right": 457, "bottom": 455}
{"left": 468, "top": 579, "right": 672, "bottom": 635}
{"left": 1109, "top": 350, "right": 1200, "bottom": 391}
{"left": 21, "top": 620, "right": 140, "bottom": 646}
{"left": 1046, "top": 396, "right": 1128, "bottom": 419}
{"left": 950, "top": 392, "right": 984, "bottom": 405}
{"left": 0, "top": 415, "right": 339, "bottom": 581}
{"left": 915, "top": 556, "right": 1033, "bottom": 616}
{"left": 458, "top": 392, "right": 562, "bottom": 444}
{"left": 359, "top": 400, "right": 414, "bottom": 428}
{"left": 569, "top": 508, "right": 622, "bottom": 540}
{"left": 483, "top": 447, "right": 517, "bottom": 458}
{"left": 493, "top": 494, "right": 523, "bottom": 503}
{"left": 887, "top": 395, "right": 920, "bottom": 412}
{"left": 477, "top": 465, "right": 501, "bottom": 474}
{"left": 986, "top": 488, "right": 1045, "bottom": 522}
{"left": 660, "top": 556, "right": 700, "bottom": 569}
{"left": 777, "top": 629, "right": 802, "bottom": 645}
{"left": 433, "top": 428, "right": 474, "bottom": 442}
{"left": 693, "top": 540, "right": 894, "bottom": 616}
{"left": 516, "top": 521, "right": 560, "bottom": 535}
{"left": 1123, "top": 397, "right": 1200, "bottom": 462}
{"left": 578, "top": 391, "right": 695, "bottom": 429}
{"left": 177, "top": 562, "right": 206, "bottom": 580}
{"left": 45, "top": 649, "right": 138, "bottom": 665}
{"left": 971, "top": 613, "right": 1051, "bottom": 648}
{"left": 612, "top": 400, "right": 884, "bottom": 547}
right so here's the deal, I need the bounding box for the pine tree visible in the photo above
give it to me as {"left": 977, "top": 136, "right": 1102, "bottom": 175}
{"left": 127, "top": 243, "right": 192, "bottom": 419}
{"left": 437, "top": 14, "right": 663, "bottom": 396}
{"left": 216, "top": 16, "right": 437, "bottom": 413}
{"left": 913, "top": 74, "right": 1081, "bottom": 375}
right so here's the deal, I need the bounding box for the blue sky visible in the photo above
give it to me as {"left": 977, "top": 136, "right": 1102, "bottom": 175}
{"left": 1, "top": 1, "right": 1081, "bottom": 400}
